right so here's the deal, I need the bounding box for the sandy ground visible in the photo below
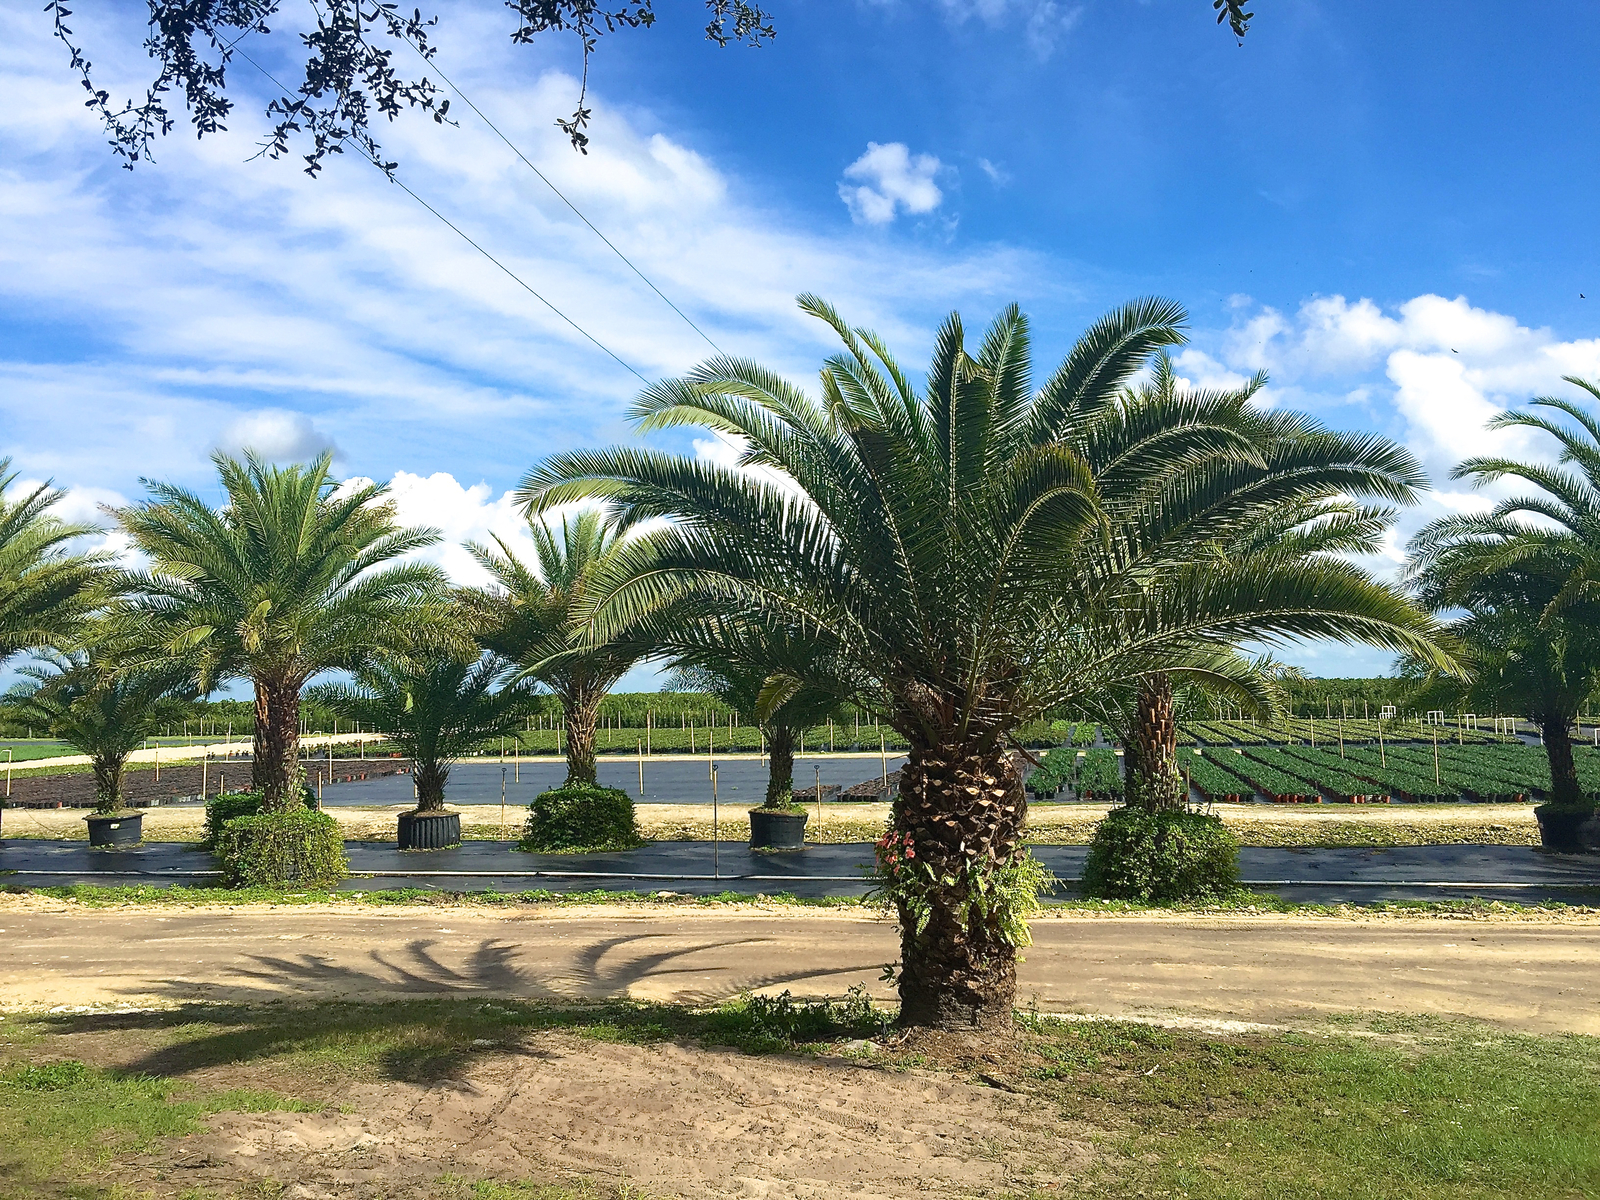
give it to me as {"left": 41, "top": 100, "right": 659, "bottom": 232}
{"left": 1, "top": 798, "right": 1544, "bottom": 846}
{"left": 161, "top": 1039, "right": 1089, "bottom": 1200}
{"left": 5, "top": 901, "right": 1597, "bottom": 1034}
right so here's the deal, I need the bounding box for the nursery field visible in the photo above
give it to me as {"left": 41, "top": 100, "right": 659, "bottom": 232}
{"left": 1027, "top": 740, "right": 1600, "bottom": 806}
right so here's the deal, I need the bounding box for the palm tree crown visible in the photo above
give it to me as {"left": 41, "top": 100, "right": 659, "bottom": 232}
{"left": 462, "top": 508, "right": 657, "bottom": 786}
{"left": 1408, "top": 380, "right": 1600, "bottom": 809}
{"left": 314, "top": 648, "right": 536, "bottom": 811}
{"left": 0, "top": 458, "right": 112, "bottom": 664}
{"left": 115, "top": 451, "right": 446, "bottom": 809}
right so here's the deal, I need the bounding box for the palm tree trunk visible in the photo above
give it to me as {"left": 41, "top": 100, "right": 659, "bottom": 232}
{"left": 414, "top": 759, "right": 450, "bottom": 811}
{"left": 253, "top": 675, "right": 306, "bottom": 812}
{"left": 764, "top": 724, "right": 795, "bottom": 808}
{"left": 1539, "top": 713, "right": 1585, "bottom": 807}
{"left": 892, "top": 739, "right": 1027, "bottom": 1030}
{"left": 91, "top": 755, "right": 124, "bottom": 815}
{"left": 1129, "top": 672, "right": 1184, "bottom": 812}
{"left": 564, "top": 688, "right": 601, "bottom": 786}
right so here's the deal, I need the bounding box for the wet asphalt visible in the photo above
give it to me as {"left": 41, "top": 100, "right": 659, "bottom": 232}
{"left": 3, "top": 837, "right": 1595, "bottom": 904}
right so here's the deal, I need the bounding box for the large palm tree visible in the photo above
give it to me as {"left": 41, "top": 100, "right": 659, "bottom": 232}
{"left": 1407, "top": 380, "right": 1600, "bottom": 818}
{"left": 461, "top": 508, "right": 658, "bottom": 786}
{"left": 9, "top": 644, "right": 195, "bottom": 814}
{"left": 0, "top": 458, "right": 112, "bottom": 662}
{"left": 115, "top": 452, "right": 446, "bottom": 810}
{"left": 312, "top": 647, "right": 537, "bottom": 811}
{"left": 517, "top": 296, "right": 1447, "bottom": 1029}
{"left": 1109, "top": 358, "right": 1433, "bottom": 811}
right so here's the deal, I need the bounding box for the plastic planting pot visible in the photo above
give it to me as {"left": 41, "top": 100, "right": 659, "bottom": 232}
{"left": 85, "top": 812, "right": 142, "bottom": 847}
{"left": 398, "top": 810, "right": 461, "bottom": 850}
{"left": 1535, "top": 805, "right": 1600, "bottom": 852}
{"left": 749, "top": 807, "right": 808, "bottom": 851}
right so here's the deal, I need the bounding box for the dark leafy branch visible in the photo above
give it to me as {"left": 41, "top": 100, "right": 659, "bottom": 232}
{"left": 50, "top": 0, "right": 1249, "bottom": 177}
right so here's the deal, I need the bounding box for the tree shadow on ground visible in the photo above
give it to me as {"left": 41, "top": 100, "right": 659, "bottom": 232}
{"left": 32, "top": 930, "right": 887, "bottom": 1083}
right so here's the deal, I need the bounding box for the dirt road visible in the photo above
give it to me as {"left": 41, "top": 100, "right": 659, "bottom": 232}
{"left": 4, "top": 902, "right": 1597, "bottom": 1033}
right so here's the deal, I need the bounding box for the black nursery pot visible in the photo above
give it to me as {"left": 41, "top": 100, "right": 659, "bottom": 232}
{"left": 1535, "top": 805, "right": 1599, "bottom": 852}
{"left": 398, "top": 810, "right": 461, "bottom": 850}
{"left": 749, "top": 807, "right": 808, "bottom": 850}
{"left": 85, "top": 811, "right": 142, "bottom": 847}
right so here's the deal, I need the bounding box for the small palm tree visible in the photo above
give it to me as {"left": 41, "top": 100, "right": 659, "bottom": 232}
{"left": 9, "top": 647, "right": 194, "bottom": 814}
{"left": 0, "top": 458, "right": 113, "bottom": 663}
{"left": 670, "top": 658, "right": 839, "bottom": 809}
{"left": 115, "top": 452, "right": 446, "bottom": 810}
{"left": 312, "top": 648, "right": 537, "bottom": 810}
{"left": 1408, "top": 380, "right": 1600, "bottom": 812}
{"left": 518, "top": 296, "right": 1447, "bottom": 1028}
{"left": 461, "top": 509, "right": 657, "bottom": 786}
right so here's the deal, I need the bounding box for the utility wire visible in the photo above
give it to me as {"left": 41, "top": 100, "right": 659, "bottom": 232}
{"left": 402, "top": 41, "right": 724, "bottom": 356}
{"left": 232, "top": 47, "right": 648, "bottom": 384}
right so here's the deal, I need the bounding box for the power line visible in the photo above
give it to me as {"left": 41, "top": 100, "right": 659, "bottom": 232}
{"left": 402, "top": 40, "right": 724, "bottom": 356}
{"left": 232, "top": 47, "right": 648, "bottom": 385}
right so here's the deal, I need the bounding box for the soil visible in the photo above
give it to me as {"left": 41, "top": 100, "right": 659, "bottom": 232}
{"left": 1, "top": 758, "right": 413, "bottom": 810}
{"left": 47, "top": 1024, "right": 1093, "bottom": 1200}
{"left": 5, "top": 902, "right": 1597, "bottom": 1034}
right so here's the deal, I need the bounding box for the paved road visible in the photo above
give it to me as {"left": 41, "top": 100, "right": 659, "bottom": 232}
{"left": 3, "top": 906, "right": 1596, "bottom": 1034}
{"left": 3, "top": 839, "right": 1596, "bottom": 903}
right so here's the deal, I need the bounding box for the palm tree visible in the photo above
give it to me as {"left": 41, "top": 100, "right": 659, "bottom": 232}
{"left": 115, "top": 452, "right": 446, "bottom": 811}
{"left": 516, "top": 296, "right": 1448, "bottom": 1029}
{"left": 1106, "top": 356, "right": 1433, "bottom": 812}
{"left": 0, "top": 459, "right": 113, "bottom": 663}
{"left": 1407, "top": 380, "right": 1600, "bottom": 823}
{"left": 9, "top": 646, "right": 194, "bottom": 814}
{"left": 461, "top": 509, "right": 658, "bottom": 787}
{"left": 670, "top": 657, "right": 839, "bottom": 809}
{"left": 312, "top": 648, "right": 536, "bottom": 811}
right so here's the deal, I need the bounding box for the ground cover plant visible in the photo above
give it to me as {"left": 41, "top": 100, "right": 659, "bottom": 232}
{"left": 3, "top": 999, "right": 1597, "bottom": 1199}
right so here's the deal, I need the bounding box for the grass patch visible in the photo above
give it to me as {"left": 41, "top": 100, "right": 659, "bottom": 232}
{"left": 0, "top": 1055, "right": 315, "bottom": 1198}
{"left": 1001, "top": 1011, "right": 1600, "bottom": 1199}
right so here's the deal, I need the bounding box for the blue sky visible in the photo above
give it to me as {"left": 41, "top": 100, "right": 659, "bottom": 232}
{"left": 2, "top": 0, "right": 1598, "bottom": 684}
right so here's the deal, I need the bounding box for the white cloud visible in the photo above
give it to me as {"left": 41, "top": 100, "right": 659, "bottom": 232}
{"left": 0, "top": 6, "right": 1034, "bottom": 505}
{"left": 977, "top": 157, "right": 1009, "bottom": 186}
{"left": 935, "top": 0, "right": 1084, "bottom": 57}
{"left": 838, "top": 143, "right": 945, "bottom": 225}
{"left": 216, "top": 410, "right": 339, "bottom": 463}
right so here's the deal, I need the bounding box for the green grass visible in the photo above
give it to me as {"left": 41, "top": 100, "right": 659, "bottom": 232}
{"left": 1005, "top": 1011, "right": 1600, "bottom": 1199}
{"left": 6, "top": 1000, "right": 1597, "bottom": 1199}
{"left": 8, "top": 881, "right": 1596, "bottom": 916}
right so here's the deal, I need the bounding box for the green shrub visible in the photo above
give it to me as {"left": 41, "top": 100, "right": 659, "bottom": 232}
{"left": 203, "top": 788, "right": 321, "bottom": 848}
{"left": 520, "top": 783, "right": 642, "bottom": 852}
{"left": 215, "top": 808, "right": 348, "bottom": 887}
{"left": 1081, "top": 807, "right": 1239, "bottom": 903}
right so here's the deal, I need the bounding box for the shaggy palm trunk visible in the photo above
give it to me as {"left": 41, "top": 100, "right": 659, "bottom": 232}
{"left": 564, "top": 688, "right": 601, "bottom": 786}
{"left": 414, "top": 759, "right": 450, "bottom": 811}
{"left": 1129, "top": 672, "right": 1184, "bottom": 812}
{"left": 892, "top": 739, "right": 1027, "bottom": 1029}
{"left": 1538, "top": 713, "right": 1585, "bottom": 807}
{"left": 764, "top": 724, "right": 796, "bottom": 808}
{"left": 253, "top": 675, "right": 306, "bottom": 812}
{"left": 91, "top": 756, "right": 125, "bottom": 815}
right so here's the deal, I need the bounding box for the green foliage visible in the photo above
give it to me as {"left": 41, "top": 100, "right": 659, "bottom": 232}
{"left": 1082, "top": 807, "right": 1240, "bottom": 902}
{"left": 872, "top": 831, "right": 1055, "bottom": 947}
{"left": 1075, "top": 746, "right": 1123, "bottom": 800}
{"left": 204, "top": 788, "right": 320, "bottom": 847}
{"left": 215, "top": 807, "right": 348, "bottom": 887}
{"left": 520, "top": 783, "right": 642, "bottom": 852}
{"left": 703, "top": 986, "right": 891, "bottom": 1052}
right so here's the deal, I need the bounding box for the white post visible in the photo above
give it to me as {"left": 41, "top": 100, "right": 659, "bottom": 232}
{"left": 711, "top": 763, "right": 720, "bottom": 879}
{"left": 201, "top": 750, "right": 208, "bottom": 799}
{"left": 815, "top": 763, "right": 822, "bottom": 833}
{"left": 638, "top": 739, "right": 644, "bottom": 797}
{"left": 880, "top": 732, "right": 888, "bottom": 789}
{"left": 5, "top": 748, "right": 10, "bottom": 797}
{"left": 501, "top": 766, "right": 507, "bottom": 838}
{"left": 708, "top": 723, "right": 715, "bottom": 779}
